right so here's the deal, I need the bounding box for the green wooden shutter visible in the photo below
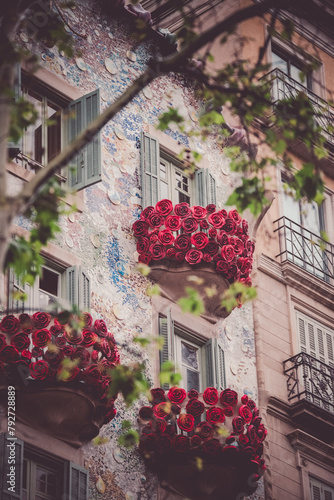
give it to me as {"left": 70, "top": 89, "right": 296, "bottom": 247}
{"left": 78, "top": 268, "right": 91, "bottom": 311}
{"left": 204, "top": 338, "right": 226, "bottom": 390}
{"left": 7, "top": 269, "right": 32, "bottom": 314}
{"left": 159, "top": 311, "right": 174, "bottom": 390}
{"left": 8, "top": 64, "right": 22, "bottom": 160}
{"left": 195, "top": 169, "right": 217, "bottom": 206}
{"left": 68, "top": 462, "right": 88, "bottom": 500}
{"left": 141, "top": 132, "right": 160, "bottom": 208}
{"left": 0, "top": 434, "right": 24, "bottom": 500}
{"left": 66, "top": 266, "right": 78, "bottom": 307}
{"left": 68, "top": 89, "right": 101, "bottom": 190}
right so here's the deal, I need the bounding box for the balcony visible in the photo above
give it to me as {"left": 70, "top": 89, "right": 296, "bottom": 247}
{"left": 283, "top": 352, "right": 334, "bottom": 441}
{"left": 264, "top": 68, "right": 334, "bottom": 147}
{"left": 274, "top": 216, "right": 334, "bottom": 284}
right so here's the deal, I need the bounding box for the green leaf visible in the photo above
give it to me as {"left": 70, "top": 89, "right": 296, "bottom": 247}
{"left": 177, "top": 287, "right": 205, "bottom": 316}
{"left": 157, "top": 108, "right": 184, "bottom": 131}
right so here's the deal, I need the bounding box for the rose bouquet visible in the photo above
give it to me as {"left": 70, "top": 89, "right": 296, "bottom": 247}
{"left": 138, "top": 386, "right": 267, "bottom": 498}
{"left": 0, "top": 312, "right": 120, "bottom": 424}
{"left": 133, "top": 201, "right": 254, "bottom": 285}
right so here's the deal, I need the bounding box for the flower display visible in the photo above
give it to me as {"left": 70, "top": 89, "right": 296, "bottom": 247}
{"left": 138, "top": 386, "right": 267, "bottom": 487}
{"left": 133, "top": 201, "right": 254, "bottom": 286}
{"left": 0, "top": 312, "right": 120, "bottom": 424}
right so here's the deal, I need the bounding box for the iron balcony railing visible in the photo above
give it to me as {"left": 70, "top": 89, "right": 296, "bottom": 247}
{"left": 274, "top": 216, "right": 334, "bottom": 284}
{"left": 283, "top": 352, "right": 334, "bottom": 414}
{"left": 262, "top": 68, "right": 334, "bottom": 147}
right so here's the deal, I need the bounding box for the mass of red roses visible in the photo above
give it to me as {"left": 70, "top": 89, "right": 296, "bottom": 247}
{"left": 133, "top": 201, "right": 254, "bottom": 285}
{"left": 0, "top": 312, "right": 120, "bottom": 424}
{"left": 138, "top": 386, "right": 267, "bottom": 479}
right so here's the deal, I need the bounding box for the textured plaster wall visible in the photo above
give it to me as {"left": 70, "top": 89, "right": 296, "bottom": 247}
{"left": 13, "top": 1, "right": 261, "bottom": 498}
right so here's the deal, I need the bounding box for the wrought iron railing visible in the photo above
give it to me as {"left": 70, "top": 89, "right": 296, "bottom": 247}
{"left": 261, "top": 68, "right": 334, "bottom": 147}
{"left": 274, "top": 216, "right": 334, "bottom": 283}
{"left": 283, "top": 352, "right": 334, "bottom": 414}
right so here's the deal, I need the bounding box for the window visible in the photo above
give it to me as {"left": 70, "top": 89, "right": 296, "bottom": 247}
{"left": 297, "top": 311, "right": 334, "bottom": 369}
{"left": 0, "top": 434, "right": 88, "bottom": 500}
{"left": 10, "top": 67, "right": 101, "bottom": 191}
{"left": 8, "top": 263, "right": 90, "bottom": 314}
{"left": 310, "top": 477, "right": 334, "bottom": 500}
{"left": 159, "top": 313, "right": 225, "bottom": 391}
{"left": 141, "top": 132, "right": 216, "bottom": 208}
{"left": 271, "top": 46, "right": 312, "bottom": 90}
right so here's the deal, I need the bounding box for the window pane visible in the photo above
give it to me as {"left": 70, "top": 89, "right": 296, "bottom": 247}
{"left": 24, "top": 91, "right": 43, "bottom": 163}
{"left": 40, "top": 268, "right": 59, "bottom": 296}
{"left": 160, "top": 162, "right": 167, "bottom": 180}
{"left": 176, "top": 191, "right": 190, "bottom": 204}
{"left": 182, "top": 341, "right": 198, "bottom": 370}
{"left": 187, "top": 369, "right": 200, "bottom": 392}
{"left": 161, "top": 180, "right": 169, "bottom": 199}
{"left": 271, "top": 51, "right": 288, "bottom": 73}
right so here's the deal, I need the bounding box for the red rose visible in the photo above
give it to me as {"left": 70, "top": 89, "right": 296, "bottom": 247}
{"left": 133, "top": 220, "right": 149, "bottom": 237}
{"left": 239, "top": 404, "right": 253, "bottom": 424}
{"left": 62, "top": 345, "right": 74, "bottom": 358}
{"left": 32, "top": 329, "right": 51, "bottom": 348}
{"left": 0, "top": 346, "right": 20, "bottom": 362}
{"left": 257, "top": 424, "right": 267, "bottom": 442}
{"left": 175, "top": 234, "right": 191, "bottom": 251}
{"left": 208, "top": 228, "right": 217, "bottom": 239}
{"left": 220, "top": 389, "right": 238, "bottom": 407}
{"left": 32, "top": 347, "right": 43, "bottom": 358}
{"left": 155, "top": 417, "right": 167, "bottom": 433}
{"left": 139, "top": 406, "right": 154, "bottom": 421}
{"left": 220, "top": 209, "right": 228, "bottom": 218}
{"left": 94, "top": 319, "right": 108, "bottom": 338}
{"left": 190, "top": 435, "right": 202, "bottom": 448}
{"left": 156, "top": 199, "right": 173, "bottom": 216}
{"left": 147, "top": 211, "right": 164, "bottom": 228}
{"left": 196, "top": 421, "right": 213, "bottom": 440}
{"left": 203, "top": 253, "right": 212, "bottom": 262}
{"left": 32, "top": 312, "right": 51, "bottom": 329}
{"left": 206, "top": 407, "right": 225, "bottom": 424}
{"left": 158, "top": 433, "right": 172, "bottom": 453}
{"left": 222, "top": 405, "right": 234, "bottom": 417}
{"left": 247, "top": 399, "right": 256, "bottom": 410}
{"left": 55, "top": 336, "right": 66, "bottom": 348}
{"left": 84, "top": 364, "right": 101, "bottom": 385}
{"left": 242, "top": 219, "right": 249, "bottom": 235}
{"left": 137, "top": 236, "right": 150, "bottom": 254}
{"left": 191, "top": 205, "right": 207, "bottom": 220}
{"left": 165, "top": 215, "right": 181, "bottom": 231}
{"left": 206, "top": 204, "right": 216, "bottom": 214}
{"left": 158, "top": 229, "right": 175, "bottom": 246}
{"left": 224, "top": 218, "right": 237, "bottom": 235}
{"left": 228, "top": 209, "right": 241, "bottom": 224}
{"left": 64, "top": 330, "right": 82, "bottom": 345}
{"left": 181, "top": 217, "right": 198, "bottom": 233}
{"left": 10, "top": 333, "right": 30, "bottom": 351}
{"left": 82, "top": 313, "right": 93, "bottom": 328}
{"left": 191, "top": 232, "right": 209, "bottom": 249}
{"left": 252, "top": 416, "right": 262, "bottom": 427}
{"left": 208, "top": 212, "right": 225, "bottom": 228}
{"left": 149, "top": 231, "right": 159, "bottom": 243}
{"left": 154, "top": 402, "right": 171, "bottom": 419}
{"left": 150, "top": 387, "right": 166, "bottom": 404}
{"left": 175, "top": 251, "right": 186, "bottom": 262}
{"left": 30, "top": 360, "right": 49, "bottom": 380}
{"left": 177, "top": 413, "right": 195, "bottom": 432}
{"left": 186, "top": 398, "right": 204, "bottom": 417}
{"left": 171, "top": 404, "right": 181, "bottom": 415}
{"left": 149, "top": 243, "right": 166, "bottom": 260}
{"left": 202, "top": 438, "right": 221, "bottom": 456}
{"left": 200, "top": 219, "right": 209, "bottom": 230}
{"left": 217, "top": 231, "right": 229, "bottom": 246}
{"left": 138, "top": 254, "right": 152, "bottom": 265}
{"left": 0, "top": 315, "right": 20, "bottom": 335}
{"left": 174, "top": 202, "right": 191, "bottom": 218}
{"left": 237, "top": 257, "right": 252, "bottom": 275}
{"left": 0, "top": 334, "right": 7, "bottom": 351}
{"left": 203, "top": 387, "right": 219, "bottom": 405}
{"left": 204, "top": 239, "right": 219, "bottom": 256}
{"left": 19, "top": 314, "right": 33, "bottom": 333}
{"left": 82, "top": 329, "right": 97, "bottom": 347}
{"left": 230, "top": 237, "right": 244, "bottom": 255}
{"left": 185, "top": 249, "right": 203, "bottom": 265}
{"left": 50, "top": 322, "right": 64, "bottom": 336}
{"left": 44, "top": 349, "right": 62, "bottom": 367}
{"left": 239, "top": 434, "right": 250, "bottom": 446}
{"left": 232, "top": 416, "right": 245, "bottom": 434}
{"left": 172, "top": 435, "right": 190, "bottom": 453}
{"left": 168, "top": 387, "right": 186, "bottom": 404}
{"left": 166, "top": 248, "right": 177, "bottom": 258}
{"left": 140, "top": 206, "right": 154, "bottom": 221}
{"left": 21, "top": 349, "right": 32, "bottom": 361}
{"left": 73, "top": 347, "right": 90, "bottom": 368}
{"left": 221, "top": 245, "right": 235, "bottom": 262}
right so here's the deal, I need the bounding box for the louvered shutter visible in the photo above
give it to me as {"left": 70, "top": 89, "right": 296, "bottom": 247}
{"left": 67, "top": 462, "right": 88, "bottom": 500}
{"left": 204, "top": 338, "right": 226, "bottom": 390}
{"left": 68, "top": 89, "right": 101, "bottom": 190}
{"left": 66, "top": 266, "right": 78, "bottom": 307}
{"left": 7, "top": 269, "right": 32, "bottom": 314}
{"left": 0, "top": 434, "right": 24, "bottom": 500}
{"left": 66, "top": 266, "right": 90, "bottom": 310}
{"left": 141, "top": 132, "right": 160, "bottom": 208}
{"left": 8, "top": 64, "right": 22, "bottom": 160}
{"left": 159, "top": 311, "right": 174, "bottom": 390}
{"left": 195, "top": 169, "right": 217, "bottom": 206}
{"left": 79, "top": 268, "right": 91, "bottom": 311}
{"left": 310, "top": 478, "right": 334, "bottom": 500}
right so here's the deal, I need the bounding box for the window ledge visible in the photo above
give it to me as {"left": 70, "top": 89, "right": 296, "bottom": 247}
{"left": 6, "top": 161, "right": 84, "bottom": 212}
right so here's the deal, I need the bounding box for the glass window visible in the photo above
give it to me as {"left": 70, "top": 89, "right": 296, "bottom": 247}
{"left": 159, "top": 157, "right": 193, "bottom": 204}
{"left": 22, "top": 454, "right": 62, "bottom": 500}
{"left": 272, "top": 47, "right": 312, "bottom": 90}
{"left": 175, "top": 335, "right": 203, "bottom": 392}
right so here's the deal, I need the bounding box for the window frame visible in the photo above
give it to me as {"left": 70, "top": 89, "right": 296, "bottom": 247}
{"left": 159, "top": 155, "right": 194, "bottom": 205}
{"left": 271, "top": 45, "right": 313, "bottom": 90}
{"left": 310, "top": 476, "right": 334, "bottom": 500}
